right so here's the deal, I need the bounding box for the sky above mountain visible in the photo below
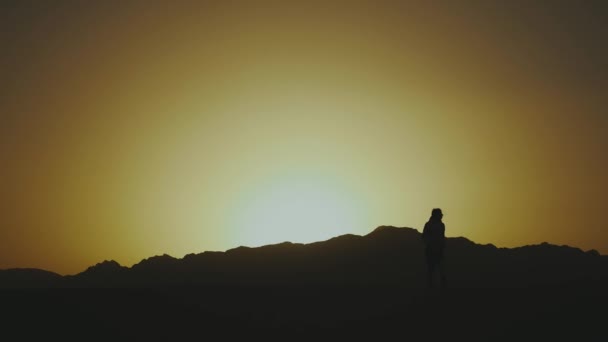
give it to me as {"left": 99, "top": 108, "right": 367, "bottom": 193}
{"left": 1, "top": 1, "right": 607, "bottom": 274}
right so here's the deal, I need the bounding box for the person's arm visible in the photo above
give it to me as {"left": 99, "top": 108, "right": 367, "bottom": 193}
{"left": 422, "top": 222, "right": 429, "bottom": 243}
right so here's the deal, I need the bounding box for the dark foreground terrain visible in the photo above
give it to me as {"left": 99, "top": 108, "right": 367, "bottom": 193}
{"left": 4, "top": 288, "right": 606, "bottom": 340}
{"left": 2, "top": 227, "right": 607, "bottom": 340}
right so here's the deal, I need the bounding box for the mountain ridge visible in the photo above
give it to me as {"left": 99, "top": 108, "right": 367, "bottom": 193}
{"left": 2, "top": 226, "right": 607, "bottom": 338}
{"left": 1, "top": 226, "right": 606, "bottom": 289}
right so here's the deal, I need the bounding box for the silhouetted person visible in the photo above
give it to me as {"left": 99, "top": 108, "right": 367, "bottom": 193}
{"left": 422, "top": 208, "right": 447, "bottom": 288}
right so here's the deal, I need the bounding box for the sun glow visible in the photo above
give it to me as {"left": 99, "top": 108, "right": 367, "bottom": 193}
{"left": 2, "top": 1, "right": 607, "bottom": 275}
{"left": 231, "top": 177, "right": 364, "bottom": 247}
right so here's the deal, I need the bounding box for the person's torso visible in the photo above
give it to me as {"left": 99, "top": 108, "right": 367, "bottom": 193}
{"left": 425, "top": 221, "right": 445, "bottom": 246}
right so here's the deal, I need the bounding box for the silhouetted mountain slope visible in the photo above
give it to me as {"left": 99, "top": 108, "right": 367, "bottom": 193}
{"left": 2, "top": 226, "right": 606, "bottom": 289}
{"left": 0, "top": 268, "right": 62, "bottom": 288}
{"left": 66, "top": 260, "right": 129, "bottom": 287}
{"left": 2, "top": 227, "right": 607, "bottom": 340}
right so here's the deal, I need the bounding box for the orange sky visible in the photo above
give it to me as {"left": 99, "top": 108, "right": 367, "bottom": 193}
{"left": 1, "top": 1, "right": 607, "bottom": 274}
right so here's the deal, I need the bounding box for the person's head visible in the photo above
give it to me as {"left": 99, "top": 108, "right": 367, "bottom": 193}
{"left": 431, "top": 208, "right": 443, "bottom": 220}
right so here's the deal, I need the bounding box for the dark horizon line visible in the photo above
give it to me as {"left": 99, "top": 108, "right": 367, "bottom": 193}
{"left": 1, "top": 225, "right": 604, "bottom": 277}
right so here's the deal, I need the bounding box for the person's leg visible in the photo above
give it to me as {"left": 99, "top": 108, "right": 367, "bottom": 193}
{"left": 426, "top": 249, "right": 435, "bottom": 288}
{"left": 427, "top": 260, "right": 435, "bottom": 288}
{"left": 438, "top": 254, "right": 447, "bottom": 288}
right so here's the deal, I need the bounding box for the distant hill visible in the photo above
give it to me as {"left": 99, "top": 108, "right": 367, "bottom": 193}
{"left": 2, "top": 226, "right": 607, "bottom": 339}
{"left": 2, "top": 226, "right": 606, "bottom": 289}
{"left": 0, "top": 268, "right": 62, "bottom": 288}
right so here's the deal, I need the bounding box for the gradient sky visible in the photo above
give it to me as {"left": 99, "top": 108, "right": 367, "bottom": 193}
{"left": 1, "top": 1, "right": 607, "bottom": 274}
